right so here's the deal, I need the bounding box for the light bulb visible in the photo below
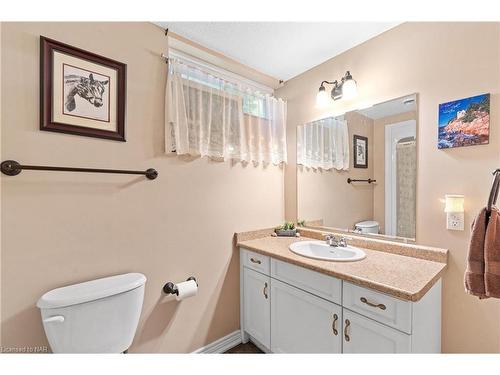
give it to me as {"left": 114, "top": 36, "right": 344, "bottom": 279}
{"left": 342, "top": 78, "right": 357, "bottom": 100}
{"left": 316, "top": 88, "right": 330, "bottom": 108}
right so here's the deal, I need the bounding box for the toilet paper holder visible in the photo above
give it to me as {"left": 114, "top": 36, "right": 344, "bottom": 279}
{"left": 163, "top": 277, "right": 197, "bottom": 296}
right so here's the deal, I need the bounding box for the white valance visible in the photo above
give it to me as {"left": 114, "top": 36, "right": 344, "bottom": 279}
{"left": 165, "top": 56, "right": 287, "bottom": 165}
{"left": 297, "top": 117, "right": 349, "bottom": 171}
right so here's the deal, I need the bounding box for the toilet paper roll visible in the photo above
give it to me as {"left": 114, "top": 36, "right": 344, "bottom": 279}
{"left": 175, "top": 279, "right": 198, "bottom": 301}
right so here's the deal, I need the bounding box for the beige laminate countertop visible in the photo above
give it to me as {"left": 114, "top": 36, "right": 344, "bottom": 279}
{"left": 237, "top": 235, "right": 447, "bottom": 302}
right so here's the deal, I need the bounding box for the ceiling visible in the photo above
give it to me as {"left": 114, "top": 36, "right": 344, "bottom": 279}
{"left": 156, "top": 22, "right": 400, "bottom": 81}
{"left": 358, "top": 94, "right": 417, "bottom": 120}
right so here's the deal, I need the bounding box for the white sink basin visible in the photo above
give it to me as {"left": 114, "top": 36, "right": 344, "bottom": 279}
{"left": 289, "top": 241, "right": 366, "bottom": 262}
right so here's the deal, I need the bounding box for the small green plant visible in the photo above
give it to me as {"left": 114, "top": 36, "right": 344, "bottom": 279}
{"left": 276, "top": 222, "right": 296, "bottom": 231}
{"left": 297, "top": 220, "right": 306, "bottom": 227}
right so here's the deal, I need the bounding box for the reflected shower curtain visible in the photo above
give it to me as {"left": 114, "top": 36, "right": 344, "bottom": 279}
{"left": 396, "top": 139, "right": 416, "bottom": 238}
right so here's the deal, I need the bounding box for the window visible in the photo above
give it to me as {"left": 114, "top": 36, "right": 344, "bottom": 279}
{"left": 243, "top": 94, "right": 268, "bottom": 119}
{"left": 180, "top": 72, "right": 269, "bottom": 119}
{"left": 166, "top": 54, "right": 287, "bottom": 165}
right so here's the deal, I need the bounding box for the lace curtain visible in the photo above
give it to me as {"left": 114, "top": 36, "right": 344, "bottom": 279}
{"left": 165, "top": 57, "right": 287, "bottom": 165}
{"left": 297, "top": 117, "right": 349, "bottom": 170}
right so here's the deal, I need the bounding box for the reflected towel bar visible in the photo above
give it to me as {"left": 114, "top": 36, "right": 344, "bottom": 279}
{"left": 347, "top": 178, "right": 376, "bottom": 184}
{"left": 1, "top": 160, "right": 158, "bottom": 180}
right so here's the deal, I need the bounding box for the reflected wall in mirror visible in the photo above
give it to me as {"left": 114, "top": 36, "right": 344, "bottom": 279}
{"left": 297, "top": 94, "right": 418, "bottom": 241}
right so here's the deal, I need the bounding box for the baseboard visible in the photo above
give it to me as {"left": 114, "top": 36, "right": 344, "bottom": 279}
{"left": 192, "top": 330, "right": 242, "bottom": 354}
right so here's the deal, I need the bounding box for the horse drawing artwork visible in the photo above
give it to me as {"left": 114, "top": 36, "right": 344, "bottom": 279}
{"left": 64, "top": 73, "right": 109, "bottom": 113}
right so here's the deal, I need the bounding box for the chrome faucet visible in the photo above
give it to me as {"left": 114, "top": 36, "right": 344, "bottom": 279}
{"left": 324, "top": 234, "right": 349, "bottom": 247}
{"left": 324, "top": 234, "right": 336, "bottom": 246}
{"left": 338, "top": 237, "right": 348, "bottom": 247}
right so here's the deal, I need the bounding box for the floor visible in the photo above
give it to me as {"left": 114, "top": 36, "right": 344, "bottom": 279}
{"left": 225, "top": 342, "right": 263, "bottom": 354}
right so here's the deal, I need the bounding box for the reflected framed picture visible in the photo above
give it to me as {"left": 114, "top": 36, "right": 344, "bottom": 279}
{"left": 353, "top": 135, "right": 368, "bottom": 168}
{"left": 40, "top": 36, "right": 126, "bottom": 141}
{"left": 438, "top": 93, "right": 490, "bottom": 149}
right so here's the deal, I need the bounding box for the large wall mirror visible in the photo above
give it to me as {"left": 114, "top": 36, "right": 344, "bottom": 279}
{"left": 297, "top": 94, "right": 418, "bottom": 242}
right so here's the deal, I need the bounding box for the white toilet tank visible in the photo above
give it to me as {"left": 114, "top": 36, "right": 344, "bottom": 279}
{"left": 354, "top": 220, "right": 380, "bottom": 234}
{"left": 37, "top": 273, "right": 146, "bottom": 353}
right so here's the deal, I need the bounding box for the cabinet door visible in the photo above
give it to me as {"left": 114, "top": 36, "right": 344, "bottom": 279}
{"left": 342, "top": 309, "right": 411, "bottom": 353}
{"left": 243, "top": 268, "right": 270, "bottom": 348}
{"left": 271, "top": 279, "right": 342, "bottom": 353}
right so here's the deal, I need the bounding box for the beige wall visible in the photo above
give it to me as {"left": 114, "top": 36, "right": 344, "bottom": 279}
{"left": 298, "top": 111, "right": 374, "bottom": 230}
{"left": 277, "top": 22, "right": 500, "bottom": 353}
{"left": 0, "top": 22, "right": 284, "bottom": 352}
{"left": 372, "top": 110, "right": 417, "bottom": 234}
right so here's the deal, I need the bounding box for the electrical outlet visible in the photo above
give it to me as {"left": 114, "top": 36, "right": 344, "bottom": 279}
{"left": 446, "top": 212, "right": 464, "bottom": 231}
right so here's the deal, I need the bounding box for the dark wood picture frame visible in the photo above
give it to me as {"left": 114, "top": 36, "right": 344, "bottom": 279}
{"left": 353, "top": 135, "right": 368, "bottom": 168}
{"left": 40, "top": 36, "right": 127, "bottom": 141}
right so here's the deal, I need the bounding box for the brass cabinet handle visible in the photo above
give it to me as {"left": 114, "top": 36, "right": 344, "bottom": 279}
{"left": 263, "top": 282, "right": 268, "bottom": 299}
{"left": 344, "top": 319, "right": 351, "bottom": 342}
{"left": 360, "top": 297, "right": 386, "bottom": 310}
{"left": 332, "top": 313, "right": 338, "bottom": 336}
{"left": 250, "top": 257, "right": 262, "bottom": 265}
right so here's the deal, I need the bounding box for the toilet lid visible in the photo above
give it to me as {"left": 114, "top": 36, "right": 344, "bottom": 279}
{"left": 355, "top": 220, "right": 379, "bottom": 228}
{"left": 37, "top": 273, "right": 147, "bottom": 309}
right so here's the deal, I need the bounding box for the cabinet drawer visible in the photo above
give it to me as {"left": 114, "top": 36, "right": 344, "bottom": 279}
{"left": 241, "top": 248, "right": 270, "bottom": 275}
{"left": 343, "top": 282, "right": 412, "bottom": 334}
{"left": 271, "top": 259, "right": 341, "bottom": 304}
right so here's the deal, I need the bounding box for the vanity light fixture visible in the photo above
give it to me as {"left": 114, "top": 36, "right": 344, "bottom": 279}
{"left": 315, "top": 85, "right": 330, "bottom": 108}
{"left": 316, "top": 71, "right": 358, "bottom": 108}
{"left": 444, "top": 194, "right": 465, "bottom": 231}
{"left": 341, "top": 71, "right": 357, "bottom": 100}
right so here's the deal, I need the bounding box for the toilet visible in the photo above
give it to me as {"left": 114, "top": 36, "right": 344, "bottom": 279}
{"left": 354, "top": 220, "right": 380, "bottom": 234}
{"left": 37, "top": 273, "right": 146, "bottom": 353}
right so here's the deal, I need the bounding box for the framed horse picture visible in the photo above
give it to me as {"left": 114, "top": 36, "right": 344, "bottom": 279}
{"left": 353, "top": 134, "right": 368, "bottom": 168}
{"left": 40, "top": 36, "right": 126, "bottom": 141}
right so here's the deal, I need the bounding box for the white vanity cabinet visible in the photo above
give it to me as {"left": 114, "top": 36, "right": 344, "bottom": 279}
{"left": 240, "top": 247, "right": 442, "bottom": 354}
{"left": 342, "top": 309, "right": 411, "bottom": 353}
{"left": 271, "top": 279, "right": 342, "bottom": 353}
{"left": 242, "top": 267, "right": 271, "bottom": 348}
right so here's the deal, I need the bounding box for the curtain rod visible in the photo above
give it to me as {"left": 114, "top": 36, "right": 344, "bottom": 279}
{"left": 160, "top": 27, "right": 279, "bottom": 92}
{"left": 165, "top": 48, "right": 275, "bottom": 94}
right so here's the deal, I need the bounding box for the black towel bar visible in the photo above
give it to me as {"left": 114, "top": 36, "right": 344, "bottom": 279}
{"left": 347, "top": 178, "right": 376, "bottom": 184}
{"left": 1, "top": 160, "right": 158, "bottom": 180}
